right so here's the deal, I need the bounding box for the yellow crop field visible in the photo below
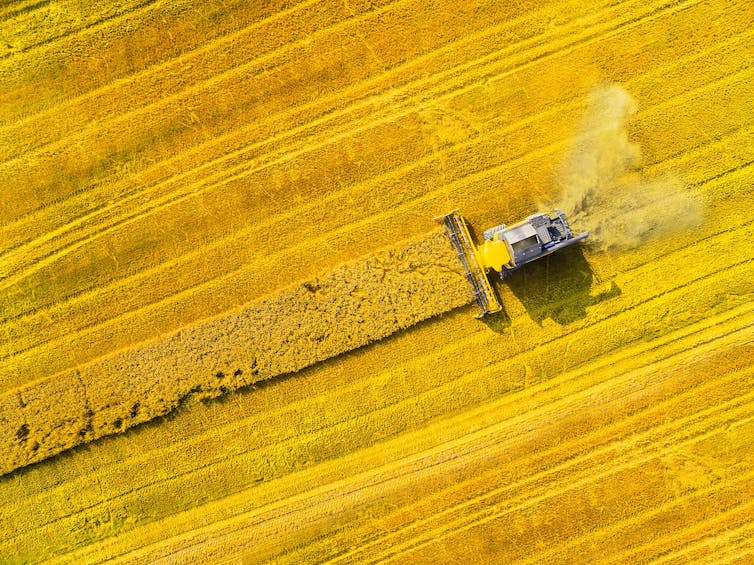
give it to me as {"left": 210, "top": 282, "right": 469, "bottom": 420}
{"left": 0, "top": 0, "right": 752, "bottom": 562}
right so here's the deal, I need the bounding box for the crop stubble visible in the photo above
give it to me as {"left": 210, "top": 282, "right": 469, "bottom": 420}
{"left": 0, "top": 230, "right": 470, "bottom": 474}
{"left": 0, "top": 0, "right": 753, "bottom": 562}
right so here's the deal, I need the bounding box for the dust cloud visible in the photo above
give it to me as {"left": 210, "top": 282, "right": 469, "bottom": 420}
{"left": 553, "top": 84, "right": 702, "bottom": 250}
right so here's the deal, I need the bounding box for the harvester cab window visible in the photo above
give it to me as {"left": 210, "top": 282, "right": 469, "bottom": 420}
{"left": 511, "top": 235, "right": 539, "bottom": 253}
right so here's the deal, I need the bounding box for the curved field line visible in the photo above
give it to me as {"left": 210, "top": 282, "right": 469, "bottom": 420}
{"left": 382, "top": 468, "right": 754, "bottom": 565}
{"left": 367, "top": 405, "right": 754, "bottom": 565}
{"left": 0, "top": 0, "right": 652, "bottom": 258}
{"left": 198, "top": 466, "right": 754, "bottom": 564}
{"left": 522, "top": 466, "right": 754, "bottom": 564}
{"left": 0, "top": 99, "right": 748, "bottom": 381}
{"left": 606, "top": 500, "right": 754, "bottom": 564}
{"left": 321, "top": 362, "right": 754, "bottom": 563}
{"left": 22, "top": 318, "right": 754, "bottom": 560}
{"left": 0, "top": 44, "right": 747, "bottom": 337}
{"left": 0, "top": 140, "right": 748, "bottom": 406}
{"left": 3, "top": 285, "right": 751, "bottom": 548}
{"left": 338, "top": 428, "right": 754, "bottom": 564}
{"left": 1, "top": 24, "right": 745, "bottom": 327}
{"left": 179, "top": 422, "right": 754, "bottom": 564}
{"left": 0, "top": 0, "right": 51, "bottom": 24}
{"left": 0, "top": 0, "right": 712, "bottom": 251}
{"left": 107, "top": 328, "right": 754, "bottom": 563}
{"left": 0, "top": 317, "right": 488, "bottom": 517}
{"left": 654, "top": 519, "right": 754, "bottom": 564}
{"left": 0, "top": 0, "right": 159, "bottom": 60}
{"left": 0, "top": 0, "right": 412, "bottom": 171}
{"left": 2, "top": 0, "right": 741, "bottom": 306}
{"left": 0, "top": 0, "right": 336, "bottom": 129}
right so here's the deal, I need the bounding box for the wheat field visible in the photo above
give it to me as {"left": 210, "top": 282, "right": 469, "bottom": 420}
{"left": 0, "top": 0, "right": 753, "bottom": 562}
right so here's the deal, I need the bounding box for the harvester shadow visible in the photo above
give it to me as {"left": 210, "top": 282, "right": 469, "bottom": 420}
{"left": 479, "top": 307, "right": 511, "bottom": 333}
{"left": 500, "top": 246, "right": 621, "bottom": 326}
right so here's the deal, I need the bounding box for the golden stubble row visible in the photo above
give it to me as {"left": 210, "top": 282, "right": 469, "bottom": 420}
{"left": 0, "top": 230, "right": 470, "bottom": 475}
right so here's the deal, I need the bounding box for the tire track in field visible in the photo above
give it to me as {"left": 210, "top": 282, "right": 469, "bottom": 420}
{"left": 0, "top": 0, "right": 634, "bottom": 163}
{"left": 2, "top": 134, "right": 748, "bottom": 394}
{"left": 1, "top": 39, "right": 747, "bottom": 340}
{"left": 368, "top": 398, "right": 754, "bottom": 565}
{"left": 400, "top": 468, "right": 754, "bottom": 565}
{"left": 1, "top": 0, "right": 740, "bottom": 324}
{"left": 0, "top": 0, "right": 349, "bottom": 156}
{"left": 190, "top": 444, "right": 754, "bottom": 564}
{"left": 1, "top": 8, "right": 748, "bottom": 322}
{"left": 1, "top": 0, "right": 716, "bottom": 239}
{"left": 0, "top": 136, "right": 749, "bottom": 402}
{"left": 524, "top": 424, "right": 754, "bottom": 562}
{"left": 330, "top": 320, "right": 754, "bottom": 556}
{"left": 0, "top": 145, "right": 740, "bottom": 418}
{"left": 657, "top": 520, "right": 754, "bottom": 564}
{"left": 0, "top": 82, "right": 748, "bottom": 383}
{"left": 335, "top": 434, "right": 754, "bottom": 563}
{"left": 691, "top": 524, "right": 754, "bottom": 564}
{"left": 5, "top": 0, "right": 696, "bottom": 270}
{"left": 4, "top": 282, "right": 751, "bottom": 538}
{"left": 27, "top": 306, "right": 752, "bottom": 560}
{"left": 0, "top": 0, "right": 159, "bottom": 59}
{"left": 106, "top": 326, "right": 754, "bottom": 563}
{"left": 0, "top": 0, "right": 544, "bottom": 260}
{"left": 32, "top": 318, "right": 748, "bottom": 560}
{"left": 316, "top": 353, "right": 754, "bottom": 563}
{"left": 2, "top": 66, "right": 748, "bottom": 354}
{"left": 0, "top": 0, "right": 748, "bottom": 556}
{"left": 523, "top": 460, "right": 754, "bottom": 564}
{"left": 0, "top": 0, "right": 644, "bottom": 248}
{"left": 609, "top": 499, "right": 754, "bottom": 563}
{"left": 0, "top": 317, "right": 492, "bottom": 530}
{"left": 3, "top": 257, "right": 751, "bottom": 549}
{"left": 0, "top": 0, "right": 405, "bottom": 168}
{"left": 0, "top": 0, "right": 299, "bottom": 66}
{"left": 0, "top": 0, "right": 314, "bottom": 128}
{"left": 0, "top": 0, "right": 50, "bottom": 24}
{"left": 50, "top": 296, "right": 748, "bottom": 560}
{"left": 0, "top": 0, "right": 409, "bottom": 223}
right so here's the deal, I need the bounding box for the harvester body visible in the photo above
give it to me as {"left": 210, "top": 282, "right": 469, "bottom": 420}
{"left": 436, "top": 210, "right": 588, "bottom": 317}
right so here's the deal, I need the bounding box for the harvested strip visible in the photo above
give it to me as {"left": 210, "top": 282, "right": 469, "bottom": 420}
{"left": 0, "top": 0, "right": 155, "bottom": 58}
{"left": 0, "top": 229, "right": 470, "bottom": 475}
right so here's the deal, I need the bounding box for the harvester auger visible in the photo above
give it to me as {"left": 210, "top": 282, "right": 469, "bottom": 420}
{"left": 436, "top": 210, "right": 588, "bottom": 317}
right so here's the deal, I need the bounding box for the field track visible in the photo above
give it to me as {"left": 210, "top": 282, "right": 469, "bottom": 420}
{"left": 1, "top": 0, "right": 753, "bottom": 562}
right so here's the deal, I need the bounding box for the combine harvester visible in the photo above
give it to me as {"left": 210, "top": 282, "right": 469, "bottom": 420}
{"left": 436, "top": 210, "right": 588, "bottom": 316}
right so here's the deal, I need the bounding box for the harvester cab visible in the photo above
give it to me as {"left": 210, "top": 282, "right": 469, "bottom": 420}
{"left": 436, "top": 210, "right": 588, "bottom": 317}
